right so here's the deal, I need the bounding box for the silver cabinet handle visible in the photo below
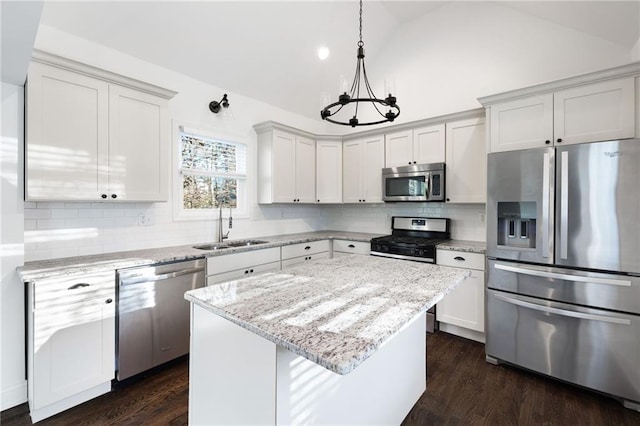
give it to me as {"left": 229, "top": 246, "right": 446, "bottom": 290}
{"left": 494, "top": 263, "right": 631, "bottom": 287}
{"left": 494, "top": 293, "right": 630, "bottom": 325}
{"left": 542, "top": 151, "right": 550, "bottom": 258}
{"left": 560, "top": 151, "right": 569, "bottom": 259}
{"left": 120, "top": 266, "right": 204, "bottom": 286}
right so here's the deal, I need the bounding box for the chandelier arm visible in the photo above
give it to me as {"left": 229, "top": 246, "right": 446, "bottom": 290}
{"left": 360, "top": 61, "right": 387, "bottom": 118}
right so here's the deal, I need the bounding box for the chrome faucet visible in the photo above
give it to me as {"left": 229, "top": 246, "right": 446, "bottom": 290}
{"left": 217, "top": 203, "right": 232, "bottom": 243}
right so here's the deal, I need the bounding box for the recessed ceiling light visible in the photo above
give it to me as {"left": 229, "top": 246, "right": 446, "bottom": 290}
{"left": 318, "top": 46, "right": 330, "bottom": 61}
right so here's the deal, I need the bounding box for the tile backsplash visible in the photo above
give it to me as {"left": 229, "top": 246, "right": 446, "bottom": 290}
{"left": 23, "top": 201, "right": 485, "bottom": 262}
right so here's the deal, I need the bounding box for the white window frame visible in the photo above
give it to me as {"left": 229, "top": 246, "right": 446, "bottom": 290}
{"left": 173, "top": 121, "right": 248, "bottom": 221}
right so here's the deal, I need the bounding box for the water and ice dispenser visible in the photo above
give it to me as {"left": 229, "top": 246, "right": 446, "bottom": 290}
{"left": 496, "top": 202, "right": 536, "bottom": 249}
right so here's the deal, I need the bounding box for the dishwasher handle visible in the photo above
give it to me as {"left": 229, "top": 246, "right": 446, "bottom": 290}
{"left": 120, "top": 266, "right": 204, "bottom": 286}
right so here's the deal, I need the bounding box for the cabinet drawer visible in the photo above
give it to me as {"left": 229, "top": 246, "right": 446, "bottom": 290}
{"left": 281, "top": 240, "right": 330, "bottom": 260}
{"left": 333, "top": 240, "right": 370, "bottom": 255}
{"left": 207, "top": 261, "right": 281, "bottom": 286}
{"left": 206, "top": 247, "right": 280, "bottom": 276}
{"left": 33, "top": 270, "right": 115, "bottom": 310}
{"left": 282, "top": 252, "right": 330, "bottom": 269}
{"left": 436, "top": 250, "right": 485, "bottom": 271}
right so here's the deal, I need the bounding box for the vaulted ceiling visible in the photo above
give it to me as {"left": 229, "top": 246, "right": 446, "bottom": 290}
{"left": 36, "top": 1, "right": 640, "bottom": 121}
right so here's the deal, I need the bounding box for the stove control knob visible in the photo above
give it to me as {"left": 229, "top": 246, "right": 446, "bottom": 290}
{"left": 417, "top": 249, "right": 425, "bottom": 256}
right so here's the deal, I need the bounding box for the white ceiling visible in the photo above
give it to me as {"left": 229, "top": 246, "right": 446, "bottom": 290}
{"left": 37, "top": 1, "right": 640, "bottom": 121}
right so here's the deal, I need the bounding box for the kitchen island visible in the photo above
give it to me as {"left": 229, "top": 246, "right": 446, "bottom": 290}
{"left": 185, "top": 255, "right": 470, "bottom": 425}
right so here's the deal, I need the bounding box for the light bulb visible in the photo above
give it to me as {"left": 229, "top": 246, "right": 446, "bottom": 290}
{"left": 318, "top": 46, "right": 330, "bottom": 61}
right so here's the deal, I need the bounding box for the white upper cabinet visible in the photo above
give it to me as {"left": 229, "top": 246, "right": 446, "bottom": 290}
{"left": 553, "top": 78, "right": 635, "bottom": 145}
{"left": 489, "top": 94, "right": 553, "bottom": 152}
{"left": 445, "top": 117, "right": 486, "bottom": 203}
{"left": 485, "top": 75, "right": 636, "bottom": 153}
{"left": 384, "top": 129, "right": 413, "bottom": 167}
{"left": 25, "top": 54, "right": 175, "bottom": 201}
{"left": 257, "top": 126, "right": 316, "bottom": 204}
{"left": 413, "top": 124, "right": 446, "bottom": 165}
{"left": 384, "top": 124, "right": 445, "bottom": 167}
{"left": 316, "top": 139, "right": 342, "bottom": 204}
{"left": 343, "top": 135, "right": 384, "bottom": 203}
{"left": 108, "top": 85, "right": 168, "bottom": 201}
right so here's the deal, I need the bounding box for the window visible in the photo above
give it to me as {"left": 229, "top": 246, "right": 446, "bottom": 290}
{"left": 177, "top": 127, "right": 247, "bottom": 218}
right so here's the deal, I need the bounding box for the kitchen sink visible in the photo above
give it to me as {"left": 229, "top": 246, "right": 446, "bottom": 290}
{"left": 225, "top": 240, "right": 269, "bottom": 247}
{"left": 192, "top": 244, "right": 231, "bottom": 250}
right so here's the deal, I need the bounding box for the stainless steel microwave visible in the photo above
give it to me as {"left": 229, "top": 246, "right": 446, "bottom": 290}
{"left": 382, "top": 163, "right": 445, "bottom": 202}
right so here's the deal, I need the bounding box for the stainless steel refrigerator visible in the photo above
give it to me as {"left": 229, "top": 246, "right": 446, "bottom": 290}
{"left": 486, "top": 138, "right": 640, "bottom": 410}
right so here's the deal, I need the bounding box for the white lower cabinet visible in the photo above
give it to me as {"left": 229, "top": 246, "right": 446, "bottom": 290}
{"left": 436, "top": 249, "right": 485, "bottom": 343}
{"left": 281, "top": 240, "right": 330, "bottom": 268}
{"left": 206, "top": 247, "right": 281, "bottom": 285}
{"left": 332, "top": 240, "right": 370, "bottom": 257}
{"left": 27, "top": 271, "right": 115, "bottom": 422}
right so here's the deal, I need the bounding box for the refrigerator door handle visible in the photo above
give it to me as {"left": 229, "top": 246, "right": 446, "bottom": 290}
{"left": 542, "top": 152, "right": 550, "bottom": 258}
{"left": 493, "top": 293, "right": 631, "bottom": 325}
{"left": 494, "top": 263, "right": 632, "bottom": 287}
{"left": 560, "top": 151, "right": 569, "bottom": 259}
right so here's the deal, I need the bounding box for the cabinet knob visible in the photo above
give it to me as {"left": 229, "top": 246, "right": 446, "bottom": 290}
{"left": 250, "top": 269, "right": 254, "bottom": 273}
{"left": 105, "top": 298, "right": 113, "bottom": 304}
{"left": 304, "top": 246, "right": 311, "bottom": 250}
{"left": 362, "top": 199, "right": 365, "bottom": 202}
{"left": 413, "top": 161, "right": 417, "bottom": 164}
{"left": 245, "top": 270, "right": 249, "bottom": 274}
{"left": 545, "top": 140, "right": 551, "bottom": 145}
{"left": 111, "top": 194, "right": 117, "bottom": 199}
{"left": 408, "top": 162, "right": 412, "bottom": 165}
{"left": 317, "top": 200, "right": 320, "bottom": 203}
{"left": 348, "top": 244, "right": 355, "bottom": 248}
{"left": 101, "top": 194, "right": 107, "bottom": 199}
{"left": 454, "top": 256, "right": 466, "bottom": 261}
{"left": 557, "top": 138, "right": 562, "bottom": 143}
{"left": 446, "top": 198, "right": 450, "bottom": 202}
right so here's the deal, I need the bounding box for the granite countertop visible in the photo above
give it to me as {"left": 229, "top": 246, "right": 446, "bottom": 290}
{"left": 185, "top": 255, "right": 470, "bottom": 376}
{"left": 18, "top": 231, "right": 383, "bottom": 283}
{"left": 437, "top": 239, "right": 486, "bottom": 254}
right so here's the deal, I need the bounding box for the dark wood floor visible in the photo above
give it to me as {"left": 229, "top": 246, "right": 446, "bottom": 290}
{"left": 3, "top": 332, "right": 639, "bottom": 425}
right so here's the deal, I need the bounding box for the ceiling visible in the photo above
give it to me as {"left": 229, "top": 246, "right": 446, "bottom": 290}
{"left": 37, "top": 1, "right": 640, "bottom": 121}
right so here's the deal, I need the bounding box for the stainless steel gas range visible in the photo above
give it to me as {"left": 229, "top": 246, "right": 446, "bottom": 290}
{"left": 370, "top": 217, "right": 450, "bottom": 263}
{"left": 371, "top": 216, "right": 451, "bottom": 332}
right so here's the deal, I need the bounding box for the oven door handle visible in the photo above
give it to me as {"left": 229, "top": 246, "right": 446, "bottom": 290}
{"left": 493, "top": 293, "right": 631, "bottom": 325}
{"left": 494, "top": 263, "right": 631, "bottom": 287}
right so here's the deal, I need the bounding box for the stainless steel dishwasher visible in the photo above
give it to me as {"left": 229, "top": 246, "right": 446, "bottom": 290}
{"left": 116, "top": 258, "right": 205, "bottom": 381}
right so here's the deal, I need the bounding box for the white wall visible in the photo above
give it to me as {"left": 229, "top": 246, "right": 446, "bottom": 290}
{"left": 364, "top": 1, "right": 635, "bottom": 125}
{"left": 633, "top": 36, "right": 640, "bottom": 61}
{"left": 1, "top": 83, "right": 27, "bottom": 410}
{"left": 322, "top": 203, "right": 485, "bottom": 242}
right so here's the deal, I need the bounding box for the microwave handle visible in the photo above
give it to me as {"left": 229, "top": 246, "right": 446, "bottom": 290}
{"left": 426, "top": 172, "right": 431, "bottom": 198}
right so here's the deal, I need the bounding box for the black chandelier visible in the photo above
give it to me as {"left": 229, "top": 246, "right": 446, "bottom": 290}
{"left": 320, "top": 0, "right": 400, "bottom": 127}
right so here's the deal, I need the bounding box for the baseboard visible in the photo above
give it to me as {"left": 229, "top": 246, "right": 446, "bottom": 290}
{"left": 438, "top": 323, "right": 485, "bottom": 343}
{"left": 1, "top": 380, "right": 27, "bottom": 411}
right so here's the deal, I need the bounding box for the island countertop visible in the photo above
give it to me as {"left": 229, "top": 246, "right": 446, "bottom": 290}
{"left": 185, "top": 255, "right": 470, "bottom": 375}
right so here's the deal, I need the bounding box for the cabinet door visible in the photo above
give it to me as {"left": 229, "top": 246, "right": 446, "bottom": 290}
{"left": 446, "top": 117, "right": 486, "bottom": 203}
{"left": 361, "top": 136, "right": 385, "bottom": 203}
{"left": 32, "top": 286, "right": 114, "bottom": 408}
{"left": 271, "top": 130, "right": 297, "bottom": 202}
{"left": 26, "top": 62, "right": 109, "bottom": 200}
{"left": 342, "top": 140, "right": 363, "bottom": 203}
{"left": 489, "top": 94, "right": 553, "bottom": 152}
{"left": 384, "top": 129, "right": 413, "bottom": 167}
{"left": 437, "top": 270, "right": 485, "bottom": 332}
{"left": 413, "top": 124, "right": 445, "bottom": 164}
{"left": 294, "top": 136, "right": 316, "bottom": 203}
{"left": 109, "top": 85, "right": 168, "bottom": 201}
{"left": 554, "top": 78, "right": 635, "bottom": 145}
{"left": 316, "top": 140, "right": 343, "bottom": 203}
